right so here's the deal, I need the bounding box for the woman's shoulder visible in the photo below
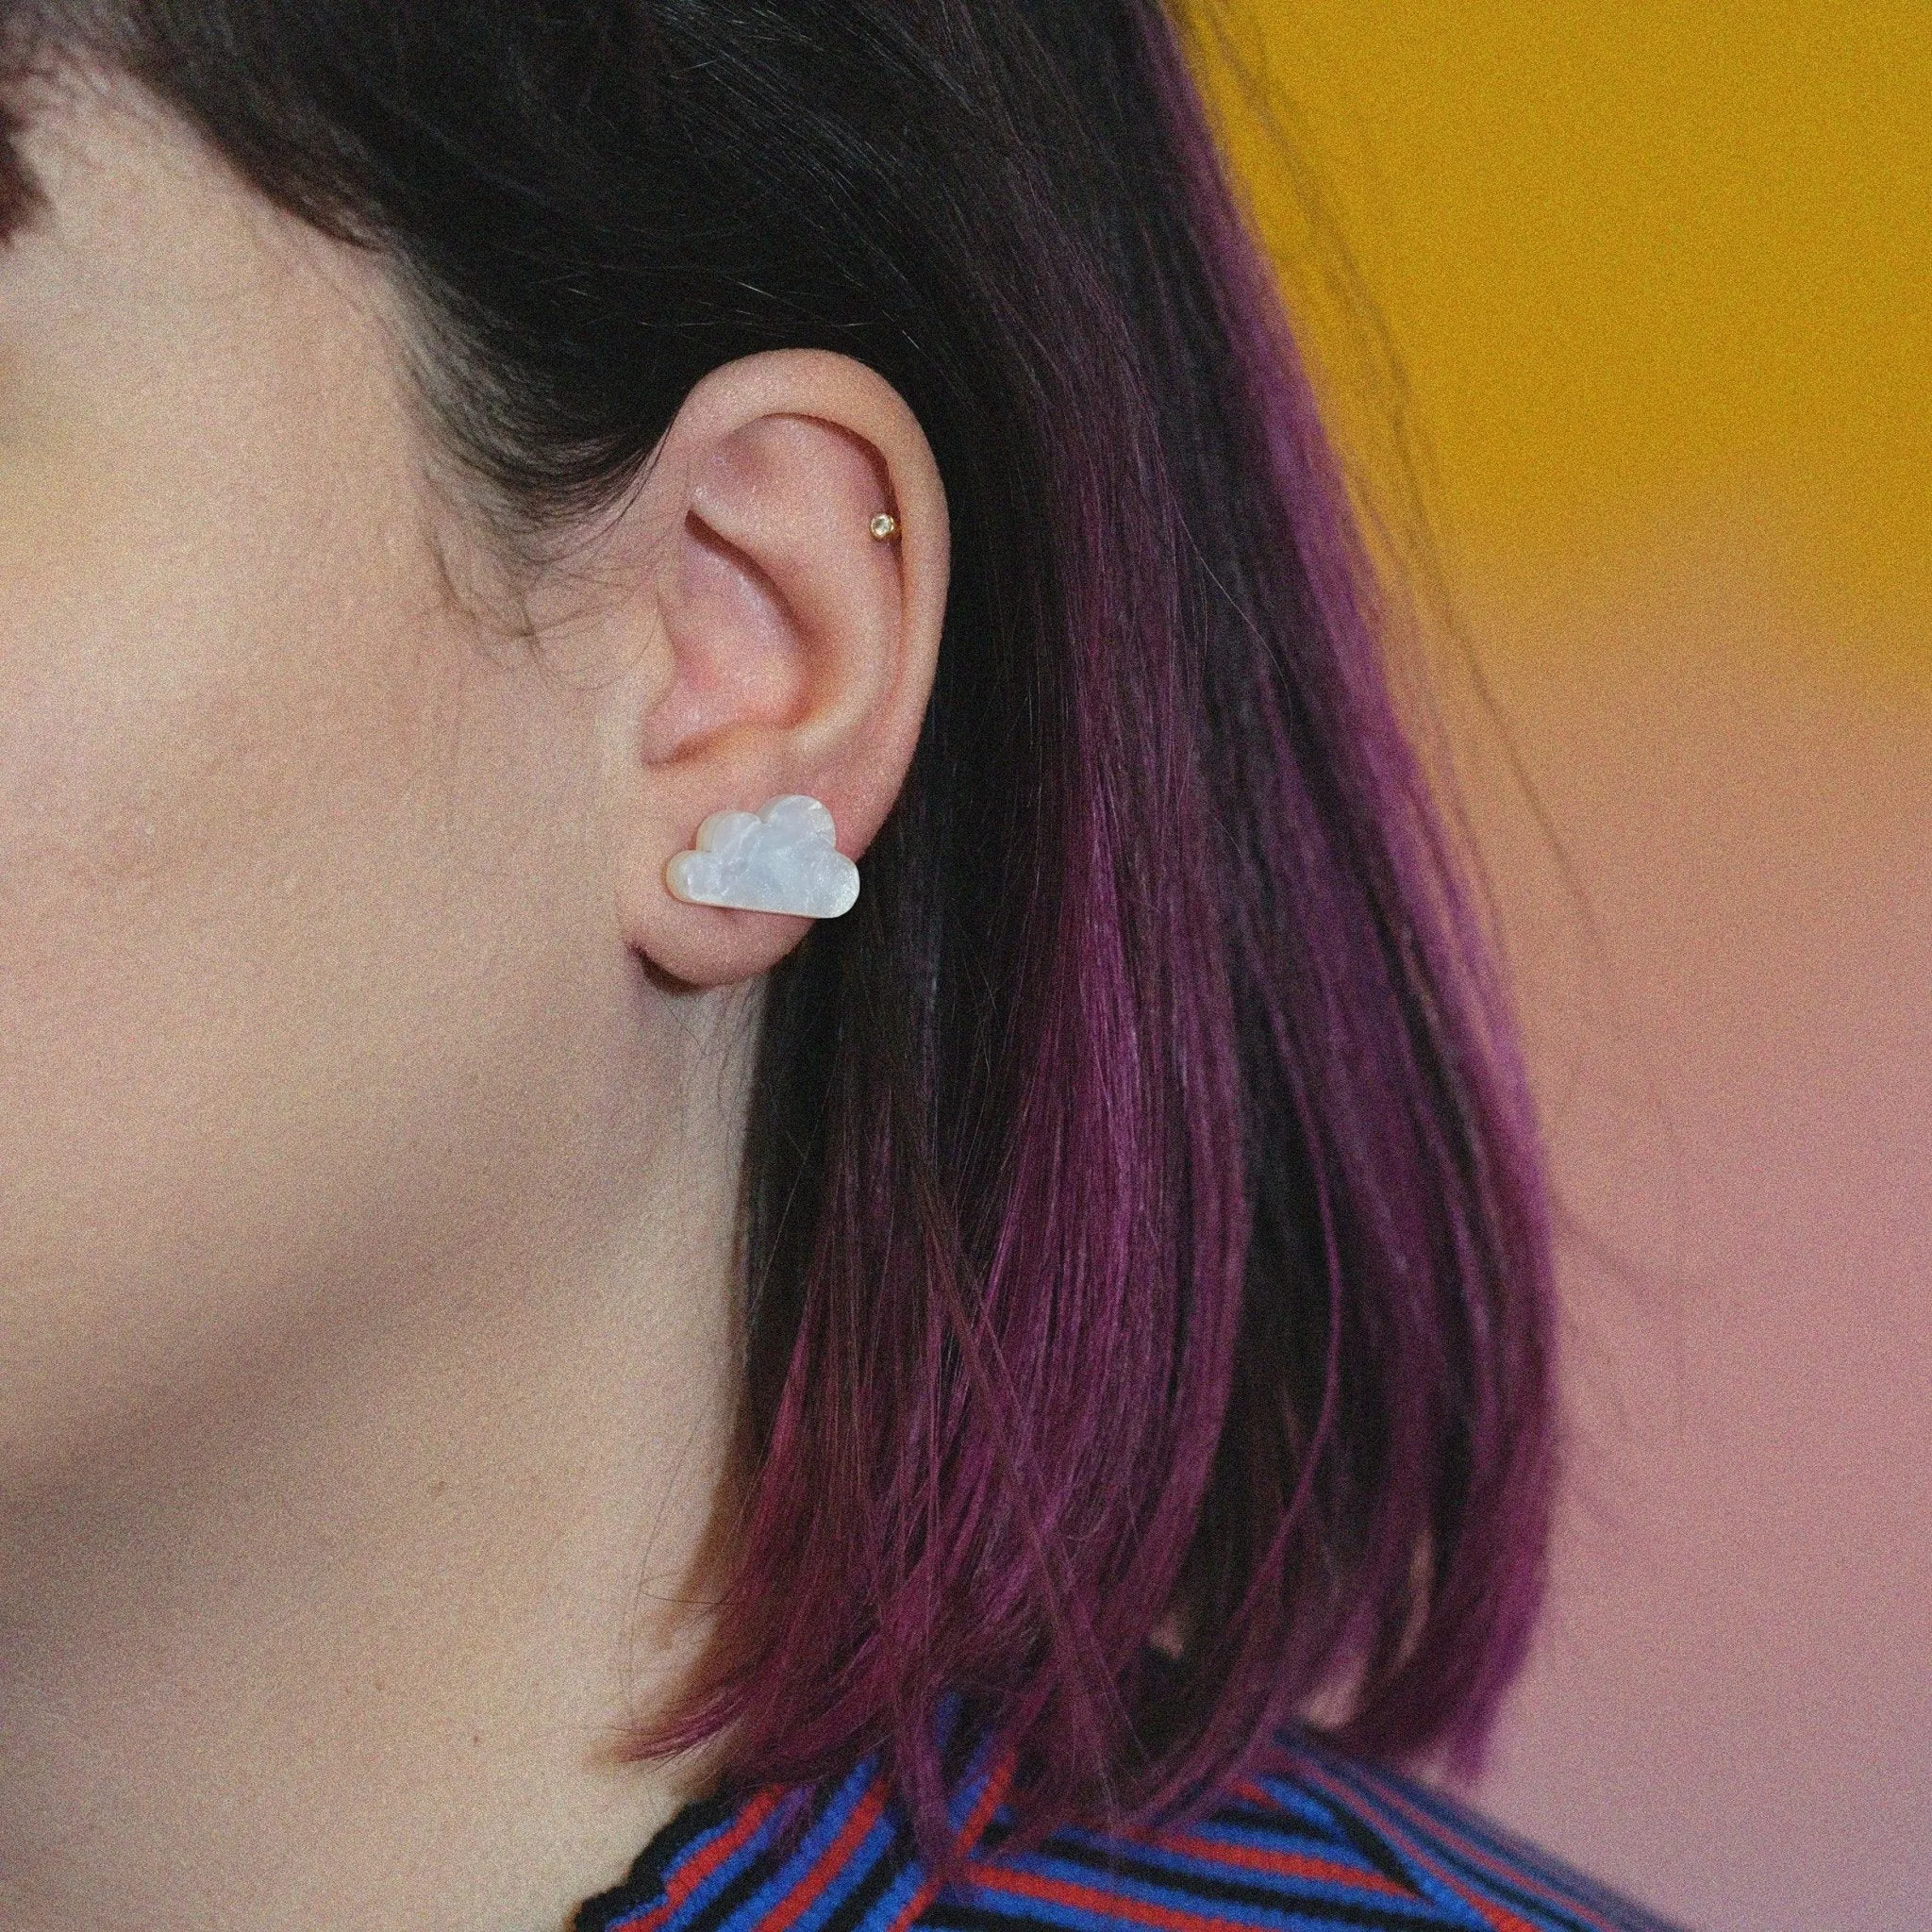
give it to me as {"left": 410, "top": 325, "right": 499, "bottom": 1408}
{"left": 576, "top": 1723, "right": 1688, "bottom": 1932}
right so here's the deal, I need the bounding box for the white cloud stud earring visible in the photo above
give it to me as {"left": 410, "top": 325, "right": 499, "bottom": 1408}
{"left": 665, "top": 794, "right": 860, "bottom": 919}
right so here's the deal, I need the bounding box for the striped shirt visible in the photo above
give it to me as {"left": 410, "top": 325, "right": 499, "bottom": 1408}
{"left": 573, "top": 1717, "right": 1686, "bottom": 1932}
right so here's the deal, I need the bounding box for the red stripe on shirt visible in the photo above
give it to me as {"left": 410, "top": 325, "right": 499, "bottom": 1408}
{"left": 762, "top": 1779, "right": 891, "bottom": 1932}
{"left": 1290, "top": 1762, "right": 1552, "bottom": 1932}
{"left": 1149, "top": 1826, "right": 1417, "bottom": 1900}
{"left": 963, "top": 1860, "right": 1278, "bottom": 1932}
{"left": 1308, "top": 1763, "right": 1637, "bottom": 1932}
{"left": 630, "top": 1786, "right": 788, "bottom": 1932}
{"left": 883, "top": 1740, "right": 1021, "bottom": 1932}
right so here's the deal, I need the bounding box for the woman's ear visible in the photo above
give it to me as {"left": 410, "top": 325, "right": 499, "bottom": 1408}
{"left": 559, "top": 349, "right": 948, "bottom": 990}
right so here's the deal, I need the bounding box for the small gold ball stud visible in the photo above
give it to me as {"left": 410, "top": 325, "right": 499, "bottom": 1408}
{"left": 869, "top": 511, "right": 900, "bottom": 541}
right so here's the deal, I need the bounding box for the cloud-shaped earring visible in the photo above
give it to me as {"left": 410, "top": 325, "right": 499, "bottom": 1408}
{"left": 665, "top": 794, "right": 860, "bottom": 919}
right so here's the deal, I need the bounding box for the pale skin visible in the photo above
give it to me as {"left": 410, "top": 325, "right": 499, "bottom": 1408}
{"left": 0, "top": 72, "right": 949, "bottom": 1932}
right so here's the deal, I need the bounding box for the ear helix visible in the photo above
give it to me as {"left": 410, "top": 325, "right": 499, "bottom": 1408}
{"left": 665, "top": 794, "right": 860, "bottom": 919}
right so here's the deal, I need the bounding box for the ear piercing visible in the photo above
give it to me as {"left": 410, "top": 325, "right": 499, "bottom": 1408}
{"left": 869, "top": 511, "right": 899, "bottom": 541}
{"left": 666, "top": 794, "right": 860, "bottom": 919}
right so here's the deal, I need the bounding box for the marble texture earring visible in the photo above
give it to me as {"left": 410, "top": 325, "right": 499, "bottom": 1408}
{"left": 665, "top": 793, "right": 860, "bottom": 918}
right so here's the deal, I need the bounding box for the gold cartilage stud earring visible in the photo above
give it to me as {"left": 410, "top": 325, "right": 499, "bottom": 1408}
{"left": 869, "top": 511, "right": 900, "bottom": 541}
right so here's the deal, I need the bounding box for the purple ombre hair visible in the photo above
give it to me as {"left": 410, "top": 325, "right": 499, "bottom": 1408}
{"left": 3, "top": 0, "right": 1557, "bottom": 1874}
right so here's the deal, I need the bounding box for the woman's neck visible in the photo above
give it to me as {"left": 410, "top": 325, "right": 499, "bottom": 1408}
{"left": 0, "top": 1162, "right": 741, "bottom": 1932}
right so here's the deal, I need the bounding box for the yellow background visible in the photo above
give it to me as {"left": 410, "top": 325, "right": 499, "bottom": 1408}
{"left": 1193, "top": 0, "right": 1931, "bottom": 670}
